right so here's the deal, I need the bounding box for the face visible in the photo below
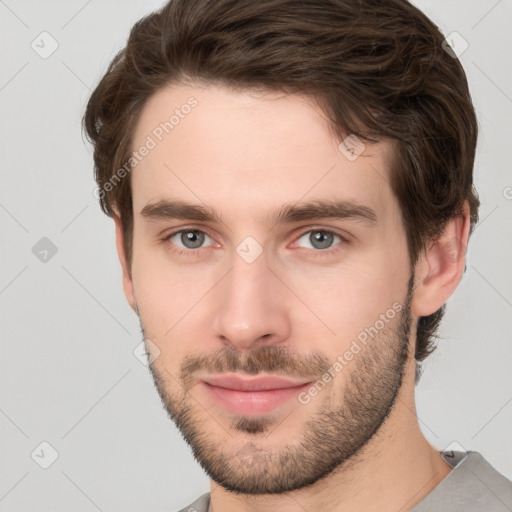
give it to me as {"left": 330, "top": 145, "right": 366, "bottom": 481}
{"left": 125, "top": 82, "right": 415, "bottom": 494}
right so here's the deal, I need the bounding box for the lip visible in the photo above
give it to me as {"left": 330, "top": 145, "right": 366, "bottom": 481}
{"left": 199, "top": 374, "right": 313, "bottom": 416}
{"left": 202, "top": 374, "right": 312, "bottom": 391}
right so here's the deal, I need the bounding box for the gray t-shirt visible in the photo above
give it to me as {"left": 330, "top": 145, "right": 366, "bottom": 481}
{"left": 177, "top": 451, "right": 512, "bottom": 511}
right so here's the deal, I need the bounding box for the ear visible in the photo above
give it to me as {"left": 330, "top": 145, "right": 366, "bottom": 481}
{"left": 113, "top": 214, "right": 137, "bottom": 314}
{"left": 412, "top": 201, "right": 471, "bottom": 317}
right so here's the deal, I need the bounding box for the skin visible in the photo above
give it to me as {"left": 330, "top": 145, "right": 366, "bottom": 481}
{"left": 114, "top": 82, "right": 470, "bottom": 512}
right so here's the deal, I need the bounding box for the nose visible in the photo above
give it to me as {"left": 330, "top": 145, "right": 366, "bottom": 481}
{"left": 212, "top": 250, "right": 291, "bottom": 352}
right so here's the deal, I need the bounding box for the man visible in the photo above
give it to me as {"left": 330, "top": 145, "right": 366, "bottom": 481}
{"left": 83, "top": 0, "right": 512, "bottom": 510}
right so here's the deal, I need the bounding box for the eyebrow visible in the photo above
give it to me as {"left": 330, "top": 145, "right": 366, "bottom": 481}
{"left": 141, "top": 200, "right": 222, "bottom": 223}
{"left": 271, "top": 199, "right": 377, "bottom": 225}
{"left": 140, "top": 198, "right": 377, "bottom": 226}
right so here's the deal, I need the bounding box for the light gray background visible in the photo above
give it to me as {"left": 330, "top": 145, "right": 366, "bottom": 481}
{"left": 0, "top": 0, "right": 511, "bottom": 511}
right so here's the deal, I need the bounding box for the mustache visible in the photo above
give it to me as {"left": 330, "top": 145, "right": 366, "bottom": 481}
{"left": 179, "top": 345, "right": 332, "bottom": 385}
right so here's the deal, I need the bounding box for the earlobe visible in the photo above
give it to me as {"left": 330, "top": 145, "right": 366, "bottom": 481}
{"left": 113, "top": 214, "right": 138, "bottom": 313}
{"left": 412, "top": 201, "right": 471, "bottom": 318}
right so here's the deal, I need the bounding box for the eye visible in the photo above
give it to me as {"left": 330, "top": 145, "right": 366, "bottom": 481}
{"left": 167, "top": 229, "right": 214, "bottom": 250}
{"left": 295, "top": 229, "right": 344, "bottom": 250}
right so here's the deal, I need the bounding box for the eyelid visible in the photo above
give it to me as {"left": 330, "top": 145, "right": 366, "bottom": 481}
{"left": 162, "top": 225, "right": 350, "bottom": 253}
{"left": 162, "top": 225, "right": 216, "bottom": 241}
{"left": 290, "top": 226, "right": 351, "bottom": 244}
{"left": 162, "top": 225, "right": 220, "bottom": 252}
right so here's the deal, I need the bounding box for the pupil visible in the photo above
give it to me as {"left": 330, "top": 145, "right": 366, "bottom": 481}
{"left": 310, "top": 231, "right": 333, "bottom": 249}
{"left": 181, "top": 230, "right": 204, "bottom": 249}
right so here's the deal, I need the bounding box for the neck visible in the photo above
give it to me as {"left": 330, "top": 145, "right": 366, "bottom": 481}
{"left": 208, "top": 358, "right": 452, "bottom": 512}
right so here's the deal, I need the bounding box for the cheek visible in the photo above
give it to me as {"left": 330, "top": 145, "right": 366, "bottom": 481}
{"left": 130, "top": 246, "right": 231, "bottom": 380}
{"left": 278, "top": 248, "right": 409, "bottom": 345}
{"left": 132, "top": 256, "right": 213, "bottom": 337}
{"left": 130, "top": 218, "right": 410, "bottom": 371}
{"left": 131, "top": 263, "right": 202, "bottom": 380}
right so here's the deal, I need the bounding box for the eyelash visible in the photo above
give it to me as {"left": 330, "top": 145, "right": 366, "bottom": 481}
{"left": 162, "top": 228, "right": 217, "bottom": 258}
{"left": 162, "top": 227, "right": 349, "bottom": 258}
{"left": 295, "top": 229, "right": 349, "bottom": 257}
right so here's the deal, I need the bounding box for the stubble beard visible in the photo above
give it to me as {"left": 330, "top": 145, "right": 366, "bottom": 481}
{"left": 143, "top": 275, "right": 414, "bottom": 495}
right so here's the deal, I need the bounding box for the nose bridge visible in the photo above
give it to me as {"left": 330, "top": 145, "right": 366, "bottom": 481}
{"left": 228, "top": 251, "right": 269, "bottom": 311}
{"left": 212, "top": 246, "right": 290, "bottom": 349}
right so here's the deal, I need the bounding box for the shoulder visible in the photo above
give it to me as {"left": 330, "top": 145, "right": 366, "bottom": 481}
{"left": 412, "top": 451, "right": 512, "bottom": 511}
{"left": 175, "top": 492, "right": 211, "bottom": 512}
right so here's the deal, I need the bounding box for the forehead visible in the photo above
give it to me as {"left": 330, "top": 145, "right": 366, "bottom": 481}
{"left": 129, "top": 82, "right": 396, "bottom": 221}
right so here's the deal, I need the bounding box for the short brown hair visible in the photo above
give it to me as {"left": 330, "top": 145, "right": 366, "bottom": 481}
{"left": 83, "top": 0, "right": 479, "bottom": 368}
